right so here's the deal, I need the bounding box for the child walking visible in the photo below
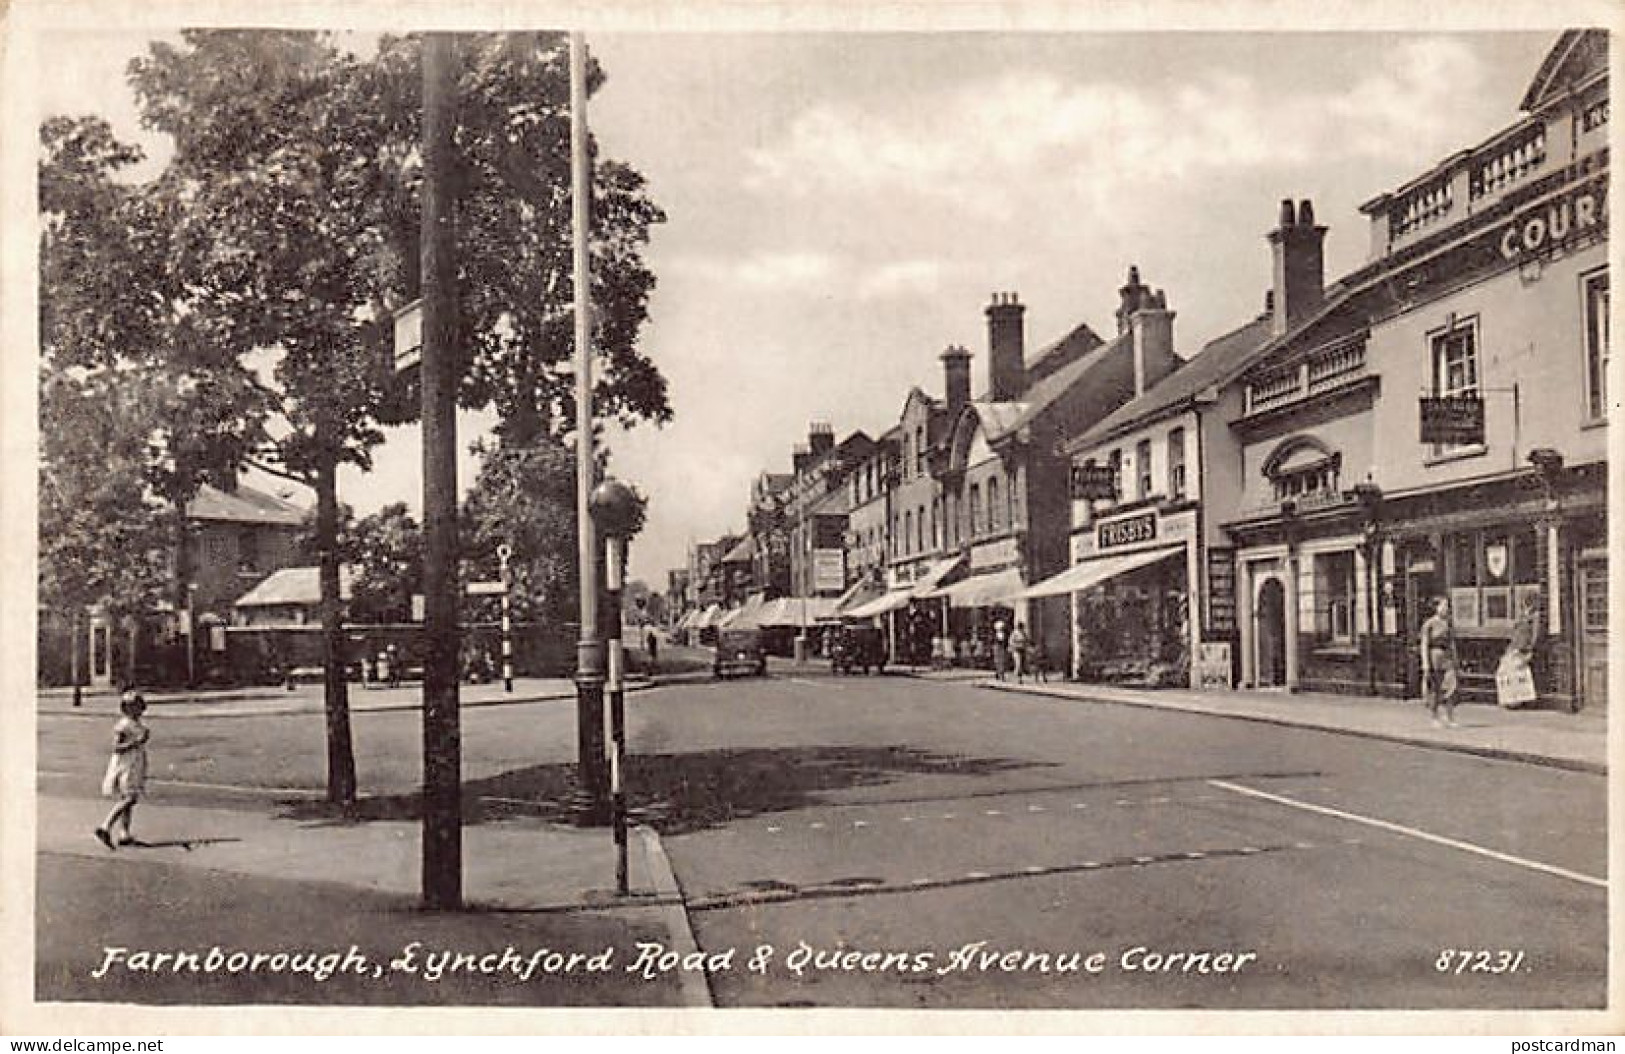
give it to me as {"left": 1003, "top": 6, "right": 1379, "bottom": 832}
{"left": 95, "top": 690, "right": 150, "bottom": 850}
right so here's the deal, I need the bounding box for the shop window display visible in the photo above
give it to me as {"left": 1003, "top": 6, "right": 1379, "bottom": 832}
{"left": 1312, "top": 551, "right": 1356, "bottom": 643}
{"left": 1443, "top": 524, "right": 1540, "bottom": 630}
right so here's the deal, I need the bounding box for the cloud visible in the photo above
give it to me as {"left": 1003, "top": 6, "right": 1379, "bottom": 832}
{"left": 744, "top": 37, "right": 1486, "bottom": 210}
{"left": 669, "top": 249, "right": 840, "bottom": 292}
{"left": 856, "top": 259, "right": 948, "bottom": 301}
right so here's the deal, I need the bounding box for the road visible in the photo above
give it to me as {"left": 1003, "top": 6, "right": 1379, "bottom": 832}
{"left": 37, "top": 664, "right": 1606, "bottom": 1009}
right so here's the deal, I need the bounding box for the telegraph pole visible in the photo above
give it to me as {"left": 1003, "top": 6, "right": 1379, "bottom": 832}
{"left": 571, "top": 32, "right": 609, "bottom": 820}
{"left": 420, "top": 30, "right": 463, "bottom": 910}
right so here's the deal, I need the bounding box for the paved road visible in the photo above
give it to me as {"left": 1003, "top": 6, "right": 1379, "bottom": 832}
{"left": 37, "top": 669, "right": 1605, "bottom": 1009}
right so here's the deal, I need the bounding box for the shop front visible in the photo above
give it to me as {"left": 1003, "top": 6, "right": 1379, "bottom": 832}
{"left": 1027, "top": 504, "right": 1200, "bottom": 687}
{"left": 923, "top": 537, "right": 1028, "bottom": 669}
{"left": 1381, "top": 466, "right": 1606, "bottom": 711}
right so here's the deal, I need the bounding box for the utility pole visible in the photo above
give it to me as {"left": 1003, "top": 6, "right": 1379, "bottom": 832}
{"left": 571, "top": 32, "right": 609, "bottom": 822}
{"left": 420, "top": 30, "right": 462, "bottom": 910}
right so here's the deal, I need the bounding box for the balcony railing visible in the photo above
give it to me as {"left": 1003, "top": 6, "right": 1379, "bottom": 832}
{"left": 1470, "top": 123, "right": 1547, "bottom": 201}
{"left": 1391, "top": 177, "right": 1454, "bottom": 239}
{"left": 1243, "top": 335, "right": 1369, "bottom": 416}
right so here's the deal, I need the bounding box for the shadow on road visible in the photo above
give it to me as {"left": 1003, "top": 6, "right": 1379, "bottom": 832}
{"left": 280, "top": 744, "right": 1047, "bottom": 835}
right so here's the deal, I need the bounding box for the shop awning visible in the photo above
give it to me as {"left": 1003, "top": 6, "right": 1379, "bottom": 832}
{"left": 844, "top": 589, "right": 913, "bottom": 619}
{"left": 760, "top": 596, "right": 838, "bottom": 627}
{"left": 910, "top": 555, "right": 966, "bottom": 597}
{"left": 933, "top": 566, "right": 1027, "bottom": 609}
{"left": 833, "top": 577, "right": 879, "bottom": 615}
{"left": 1017, "top": 545, "right": 1183, "bottom": 600}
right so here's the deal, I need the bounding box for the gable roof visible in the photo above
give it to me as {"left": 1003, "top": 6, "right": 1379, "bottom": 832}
{"left": 187, "top": 482, "right": 307, "bottom": 527}
{"left": 1068, "top": 317, "right": 1274, "bottom": 451}
{"left": 980, "top": 328, "right": 1128, "bottom": 442}
{"left": 1520, "top": 29, "right": 1608, "bottom": 113}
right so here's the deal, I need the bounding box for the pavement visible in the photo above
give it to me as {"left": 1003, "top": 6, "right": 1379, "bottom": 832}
{"left": 896, "top": 667, "right": 1607, "bottom": 774}
{"left": 36, "top": 789, "right": 711, "bottom": 1007}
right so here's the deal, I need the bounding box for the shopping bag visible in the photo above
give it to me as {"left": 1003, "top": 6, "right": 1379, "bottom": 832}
{"left": 1496, "top": 657, "right": 1537, "bottom": 709}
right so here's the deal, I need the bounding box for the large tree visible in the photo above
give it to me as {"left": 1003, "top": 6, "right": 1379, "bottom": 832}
{"left": 40, "top": 115, "right": 263, "bottom": 693}
{"left": 127, "top": 31, "right": 670, "bottom": 803}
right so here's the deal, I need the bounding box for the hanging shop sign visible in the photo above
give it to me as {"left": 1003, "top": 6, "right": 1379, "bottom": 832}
{"left": 1419, "top": 394, "right": 1485, "bottom": 445}
{"left": 971, "top": 536, "right": 1021, "bottom": 570}
{"left": 1098, "top": 512, "right": 1158, "bottom": 551}
{"left": 1071, "top": 462, "right": 1119, "bottom": 500}
{"left": 1205, "top": 548, "right": 1238, "bottom": 639}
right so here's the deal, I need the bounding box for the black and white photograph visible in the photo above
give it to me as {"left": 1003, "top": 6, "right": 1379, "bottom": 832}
{"left": 3, "top": 0, "right": 1618, "bottom": 1036}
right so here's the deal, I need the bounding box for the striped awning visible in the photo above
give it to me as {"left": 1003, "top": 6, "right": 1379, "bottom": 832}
{"left": 1017, "top": 545, "right": 1183, "bottom": 600}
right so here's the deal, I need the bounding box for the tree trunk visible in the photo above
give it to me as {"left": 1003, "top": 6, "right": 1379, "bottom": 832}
{"left": 174, "top": 497, "right": 193, "bottom": 687}
{"left": 316, "top": 453, "right": 358, "bottom": 805}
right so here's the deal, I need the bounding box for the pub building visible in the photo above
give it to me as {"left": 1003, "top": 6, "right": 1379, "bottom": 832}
{"left": 1223, "top": 30, "right": 1608, "bottom": 709}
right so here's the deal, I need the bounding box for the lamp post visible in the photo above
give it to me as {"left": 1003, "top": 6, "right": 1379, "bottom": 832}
{"left": 590, "top": 477, "right": 640, "bottom": 896}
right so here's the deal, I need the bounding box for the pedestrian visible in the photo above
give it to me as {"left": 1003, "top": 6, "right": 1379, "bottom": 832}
{"left": 385, "top": 643, "right": 401, "bottom": 688}
{"left": 1031, "top": 641, "right": 1050, "bottom": 683}
{"left": 644, "top": 624, "right": 659, "bottom": 674}
{"left": 1419, "top": 597, "right": 1459, "bottom": 728}
{"left": 95, "top": 690, "right": 150, "bottom": 850}
{"left": 992, "top": 617, "right": 1009, "bottom": 680}
{"left": 1009, "top": 621, "right": 1031, "bottom": 683}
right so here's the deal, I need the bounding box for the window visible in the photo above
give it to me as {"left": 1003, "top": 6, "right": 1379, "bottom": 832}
{"left": 916, "top": 505, "right": 925, "bottom": 552}
{"left": 1313, "top": 551, "right": 1356, "bottom": 642}
{"left": 1167, "top": 428, "right": 1187, "bottom": 499}
{"left": 931, "top": 498, "right": 940, "bottom": 549}
{"left": 1431, "top": 320, "right": 1480, "bottom": 454}
{"left": 969, "top": 484, "right": 982, "bottom": 539}
{"left": 1585, "top": 270, "right": 1609, "bottom": 421}
{"left": 988, "top": 477, "right": 1001, "bottom": 532}
{"left": 1108, "top": 450, "right": 1122, "bottom": 503}
{"left": 1136, "top": 439, "right": 1153, "bottom": 499}
{"left": 1582, "top": 562, "right": 1607, "bottom": 631}
{"left": 1443, "top": 524, "right": 1541, "bottom": 629}
{"left": 903, "top": 510, "right": 913, "bottom": 555}
{"left": 916, "top": 426, "right": 926, "bottom": 476}
{"left": 1007, "top": 472, "right": 1018, "bottom": 529}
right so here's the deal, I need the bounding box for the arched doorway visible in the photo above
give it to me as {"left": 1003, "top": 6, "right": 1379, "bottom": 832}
{"left": 1256, "top": 577, "right": 1287, "bottom": 688}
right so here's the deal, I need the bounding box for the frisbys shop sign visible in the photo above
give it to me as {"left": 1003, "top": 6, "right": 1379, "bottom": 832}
{"left": 1497, "top": 178, "right": 1606, "bottom": 262}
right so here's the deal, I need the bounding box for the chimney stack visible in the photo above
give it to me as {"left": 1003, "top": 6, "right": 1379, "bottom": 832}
{"left": 1116, "top": 265, "right": 1156, "bottom": 335}
{"left": 1269, "top": 197, "right": 1326, "bottom": 336}
{"left": 792, "top": 443, "right": 812, "bottom": 475}
{"left": 940, "top": 344, "right": 972, "bottom": 414}
{"left": 808, "top": 421, "right": 834, "bottom": 459}
{"left": 985, "top": 291, "right": 1026, "bottom": 401}
{"left": 1129, "top": 284, "right": 1178, "bottom": 398}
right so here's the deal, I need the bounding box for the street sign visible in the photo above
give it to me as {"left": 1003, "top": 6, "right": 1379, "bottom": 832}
{"left": 1419, "top": 394, "right": 1484, "bottom": 445}
{"left": 1071, "top": 462, "right": 1118, "bottom": 500}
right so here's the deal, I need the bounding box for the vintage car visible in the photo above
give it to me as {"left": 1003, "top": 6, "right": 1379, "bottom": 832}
{"left": 830, "top": 624, "right": 887, "bottom": 675}
{"left": 714, "top": 627, "right": 767, "bottom": 678}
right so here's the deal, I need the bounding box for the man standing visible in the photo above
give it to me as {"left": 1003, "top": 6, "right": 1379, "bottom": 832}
{"left": 992, "top": 617, "right": 1009, "bottom": 681}
{"left": 644, "top": 624, "right": 659, "bottom": 676}
{"left": 1420, "top": 597, "right": 1458, "bottom": 728}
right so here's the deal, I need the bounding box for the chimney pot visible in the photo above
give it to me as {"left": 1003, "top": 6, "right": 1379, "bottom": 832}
{"left": 1279, "top": 199, "right": 1296, "bottom": 227}
{"left": 1298, "top": 199, "right": 1315, "bottom": 226}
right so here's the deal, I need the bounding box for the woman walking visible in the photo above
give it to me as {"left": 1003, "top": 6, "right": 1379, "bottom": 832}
{"left": 1419, "top": 598, "right": 1459, "bottom": 728}
{"left": 95, "top": 690, "right": 150, "bottom": 850}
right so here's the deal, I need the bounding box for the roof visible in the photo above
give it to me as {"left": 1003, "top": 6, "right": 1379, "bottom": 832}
{"left": 234, "top": 565, "right": 355, "bottom": 608}
{"left": 720, "top": 536, "right": 756, "bottom": 563}
{"left": 1520, "top": 30, "right": 1607, "bottom": 113}
{"left": 187, "top": 482, "right": 307, "bottom": 527}
{"left": 1021, "top": 319, "right": 1107, "bottom": 387}
{"left": 979, "top": 328, "right": 1127, "bottom": 442}
{"left": 1069, "top": 316, "right": 1274, "bottom": 451}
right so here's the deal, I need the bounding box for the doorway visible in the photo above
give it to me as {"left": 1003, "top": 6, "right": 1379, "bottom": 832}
{"left": 1256, "top": 577, "right": 1287, "bottom": 688}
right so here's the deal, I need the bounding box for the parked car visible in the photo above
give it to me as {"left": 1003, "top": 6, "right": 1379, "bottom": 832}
{"left": 714, "top": 627, "right": 767, "bottom": 678}
{"left": 831, "top": 624, "right": 887, "bottom": 675}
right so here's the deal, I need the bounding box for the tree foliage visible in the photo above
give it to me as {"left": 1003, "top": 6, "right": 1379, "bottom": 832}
{"left": 342, "top": 502, "right": 424, "bottom": 624}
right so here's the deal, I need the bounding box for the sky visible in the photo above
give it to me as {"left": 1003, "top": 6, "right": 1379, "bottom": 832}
{"left": 24, "top": 10, "right": 1568, "bottom": 587}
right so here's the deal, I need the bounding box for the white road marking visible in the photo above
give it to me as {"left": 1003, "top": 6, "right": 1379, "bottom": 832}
{"left": 911, "top": 878, "right": 932, "bottom": 886}
{"left": 1148, "top": 796, "right": 1171, "bottom": 804}
{"left": 1071, "top": 803, "right": 1088, "bottom": 810}
{"left": 852, "top": 820, "right": 869, "bottom": 828}
{"left": 1211, "top": 779, "right": 1607, "bottom": 890}
{"left": 984, "top": 809, "right": 1003, "bottom": 816}
{"left": 766, "top": 826, "right": 781, "bottom": 834}
{"left": 1114, "top": 799, "right": 1133, "bottom": 806}
{"left": 942, "top": 813, "right": 957, "bottom": 820}
{"left": 1023, "top": 865, "right": 1046, "bottom": 874}
{"left": 901, "top": 816, "right": 915, "bottom": 823}
{"left": 809, "top": 821, "right": 825, "bottom": 830}
{"left": 965, "top": 871, "right": 990, "bottom": 879}
{"left": 1133, "top": 855, "right": 1156, "bottom": 864}
{"left": 1027, "top": 805, "right": 1046, "bottom": 813}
